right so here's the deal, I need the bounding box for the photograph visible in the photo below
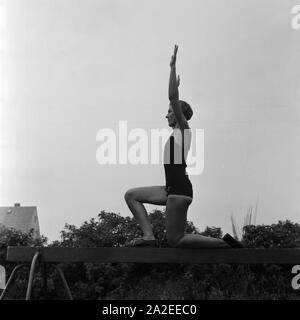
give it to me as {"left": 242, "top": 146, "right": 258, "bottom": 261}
{"left": 0, "top": 0, "right": 300, "bottom": 307}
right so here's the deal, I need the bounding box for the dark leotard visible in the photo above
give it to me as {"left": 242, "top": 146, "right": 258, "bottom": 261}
{"left": 163, "top": 130, "right": 193, "bottom": 198}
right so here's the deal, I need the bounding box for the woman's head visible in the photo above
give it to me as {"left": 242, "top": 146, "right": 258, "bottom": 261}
{"left": 179, "top": 100, "right": 193, "bottom": 121}
{"left": 166, "top": 100, "right": 193, "bottom": 127}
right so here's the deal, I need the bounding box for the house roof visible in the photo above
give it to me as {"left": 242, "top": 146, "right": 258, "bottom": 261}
{"left": 0, "top": 206, "right": 40, "bottom": 237}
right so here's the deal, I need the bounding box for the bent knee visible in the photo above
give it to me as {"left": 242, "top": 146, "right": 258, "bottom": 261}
{"left": 124, "top": 189, "right": 136, "bottom": 203}
{"left": 166, "top": 234, "right": 182, "bottom": 247}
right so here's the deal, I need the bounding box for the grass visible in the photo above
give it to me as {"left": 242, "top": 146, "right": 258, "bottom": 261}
{"left": 230, "top": 198, "right": 259, "bottom": 241}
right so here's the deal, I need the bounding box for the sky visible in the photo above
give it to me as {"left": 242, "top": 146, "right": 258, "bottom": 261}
{"left": 1, "top": 0, "right": 300, "bottom": 241}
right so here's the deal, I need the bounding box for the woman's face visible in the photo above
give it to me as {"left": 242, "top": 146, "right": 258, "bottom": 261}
{"left": 166, "top": 104, "right": 176, "bottom": 127}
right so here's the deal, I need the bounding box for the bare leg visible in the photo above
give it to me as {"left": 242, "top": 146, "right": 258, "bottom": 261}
{"left": 124, "top": 186, "right": 167, "bottom": 239}
{"left": 165, "top": 195, "right": 230, "bottom": 248}
{"left": 174, "top": 234, "right": 229, "bottom": 248}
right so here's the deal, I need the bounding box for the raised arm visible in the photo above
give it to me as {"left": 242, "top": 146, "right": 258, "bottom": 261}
{"left": 168, "top": 45, "right": 189, "bottom": 130}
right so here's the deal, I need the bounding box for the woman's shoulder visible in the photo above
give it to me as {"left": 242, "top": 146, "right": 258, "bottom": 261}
{"left": 173, "top": 127, "right": 192, "bottom": 144}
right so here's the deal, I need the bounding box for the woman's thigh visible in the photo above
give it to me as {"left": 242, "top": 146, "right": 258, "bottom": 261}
{"left": 126, "top": 185, "right": 168, "bottom": 206}
{"left": 165, "top": 195, "right": 192, "bottom": 238}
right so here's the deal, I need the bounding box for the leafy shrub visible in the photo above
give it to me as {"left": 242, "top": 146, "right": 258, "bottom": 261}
{"left": 243, "top": 220, "right": 300, "bottom": 248}
{"left": 0, "top": 225, "right": 47, "bottom": 261}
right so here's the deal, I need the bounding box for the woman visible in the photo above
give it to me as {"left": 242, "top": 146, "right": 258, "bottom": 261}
{"left": 124, "top": 45, "right": 242, "bottom": 248}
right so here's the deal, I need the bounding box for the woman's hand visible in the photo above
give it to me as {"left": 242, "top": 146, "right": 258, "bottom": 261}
{"left": 169, "top": 44, "right": 178, "bottom": 68}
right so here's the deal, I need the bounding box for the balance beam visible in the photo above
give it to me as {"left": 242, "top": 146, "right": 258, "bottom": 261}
{"left": 6, "top": 246, "right": 300, "bottom": 264}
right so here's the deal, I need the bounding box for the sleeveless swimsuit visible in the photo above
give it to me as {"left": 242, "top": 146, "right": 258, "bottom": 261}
{"left": 163, "top": 130, "right": 193, "bottom": 198}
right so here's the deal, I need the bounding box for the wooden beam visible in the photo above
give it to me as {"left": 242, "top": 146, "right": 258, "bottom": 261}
{"left": 6, "top": 246, "right": 300, "bottom": 264}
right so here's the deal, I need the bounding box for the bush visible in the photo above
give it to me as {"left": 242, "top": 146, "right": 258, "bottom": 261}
{"left": 243, "top": 220, "right": 300, "bottom": 248}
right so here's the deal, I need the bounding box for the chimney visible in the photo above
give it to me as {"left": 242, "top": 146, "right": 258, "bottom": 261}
{"left": 14, "top": 203, "right": 21, "bottom": 207}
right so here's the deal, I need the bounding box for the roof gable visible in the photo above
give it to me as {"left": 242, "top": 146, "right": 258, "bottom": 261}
{"left": 0, "top": 206, "right": 40, "bottom": 238}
